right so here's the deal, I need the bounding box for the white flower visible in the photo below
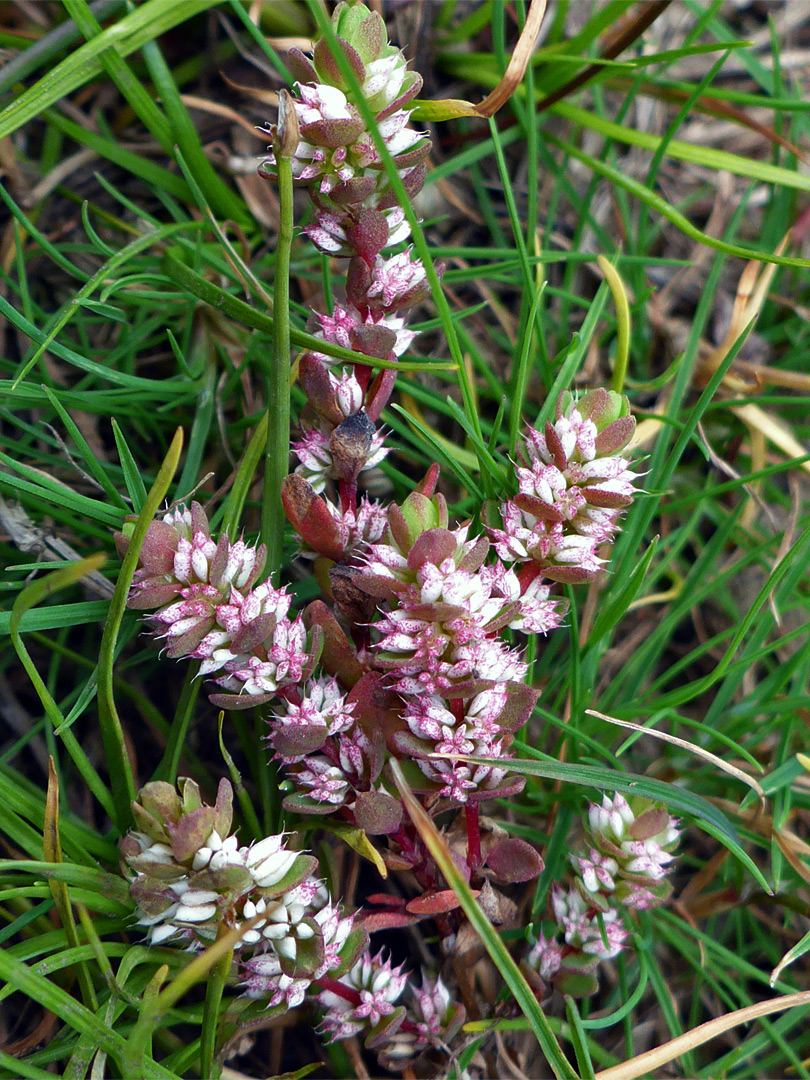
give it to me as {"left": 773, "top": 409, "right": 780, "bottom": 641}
{"left": 192, "top": 830, "right": 243, "bottom": 872}
{"left": 297, "top": 83, "right": 354, "bottom": 124}
{"left": 244, "top": 835, "right": 299, "bottom": 889}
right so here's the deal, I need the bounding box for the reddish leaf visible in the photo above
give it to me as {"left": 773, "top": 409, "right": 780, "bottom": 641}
{"left": 347, "top": 671, "right": 405, "bottom": 748}
{"left": 303, "top": 600, "right": 363, "bottom": 688}
{"left": 361, "top": 910, "right": 421, "bottom": 932}
{"left": 406, "top": 527, "right": 457, "bottom": 571}
{"left": 354, "top": 791, "right": 403, "bottom": 835}
{"left": 406, "top": 889, "right": 477, "bottom": 916}
{"left": 485, "top": 838, "right": 544, "bottom": 884}
{"left": 281, "top": 474, "right": 344, "bottom": 560}
{"left": 544, "top": 421, "right": 568, "bottom": 471}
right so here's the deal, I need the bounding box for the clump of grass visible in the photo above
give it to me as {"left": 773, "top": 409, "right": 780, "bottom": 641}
{"left": 2, "top": 2, "right": 810, "bottom": 1078}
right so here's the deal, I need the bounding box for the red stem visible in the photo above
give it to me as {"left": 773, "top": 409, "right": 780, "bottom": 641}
{"left": 465, "top": 803, "right": 481, "bottom": 873}
{"left": 315, "top": 976, "right": 362, "bottom": 1006}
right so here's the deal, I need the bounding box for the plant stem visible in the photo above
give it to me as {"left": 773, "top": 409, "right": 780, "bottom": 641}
{"left": 465, "top": 803, "right": 482, "bottom": 872}
{"left": 200, "top": 932, "right": 233, "bottom": 1080}
{"left": 262, "top": 154, "right": 293, "bottom": 577}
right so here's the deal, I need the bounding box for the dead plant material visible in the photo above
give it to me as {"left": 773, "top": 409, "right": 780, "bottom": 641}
{"left": 586, "top": 709, "right": 767, "bottom": 808}
{"left": 475, "top": 0, "right": 547, "bottom": 118}
{"left": 180, "top": 94, "right": 267, "bottom": 138}
{"left": 595, "top": 990, "right": 810, "bottom": 1080}
{"left": 415, "top": 0, "right": 547, "bottom": 120}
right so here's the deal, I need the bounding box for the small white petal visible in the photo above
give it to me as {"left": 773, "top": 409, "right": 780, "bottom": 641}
{"left": 174, "top": 903, "right": 217, "bottom": 922}
{"left": 150, "top": 924, "right": 179, "bottom": 944}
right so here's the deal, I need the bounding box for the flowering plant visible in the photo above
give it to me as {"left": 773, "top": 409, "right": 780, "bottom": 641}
{"left": 111, "top": 2, "right": 678, "bottom": 1071}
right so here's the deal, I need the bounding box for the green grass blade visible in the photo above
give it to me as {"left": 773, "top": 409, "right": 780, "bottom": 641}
{"left": 390, "top": 760, "right": 580, "bottom": 1080}
{"left": 464, "top": 755, "right": 770, "bottom": 892}
{"left": 9, "top": 558, "right": 116, "bottom": 819}
{"left": 61, "top": 0, "right": 174, "bottom": 152}
{"left": 545, "top": 130, "right": 810, "bottom": 268}
{"left": 161, "top": 250, "right": 456, "bottom": 372}
{"left": 552, "top": 101, "right": 810, "bottom": 195}
{"left": 98, "top": 428, "right": 184, "bottom": 830}
{"left": 139, "top": 36, "right": 250, "bottom": 227}
{"left": 0, "top": 949, "right": 176, "bottom": 1080}
{"left": 0, "top": 0, "right": 220, "bottom": 142}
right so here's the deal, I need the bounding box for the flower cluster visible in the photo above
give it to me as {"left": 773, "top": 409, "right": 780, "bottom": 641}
{"left": 342, "top": 484, "right": 565, "bottom": 802}
{"left": 259, "top": 3, "right": 442, "bottom": 541}
{"left": 488, "top": 389, "right": 638, "bottom": 582}
{"left": 116, "top": 503, "right": 318, "bottom": 707}
{"left": 261, "top": 3, "right": 429, "bottom": 260}
{"left": 525, "top": 793, "right": 679, "bottom": 997}
{"left": 121, "top": 778, "right": 366, "bottom": 1010}
{"left": 396, "top": 687, "right": 527, "bottom": 805}
{"left": 575, "top": 792, "right": 680, "bottom": 910}
{"left": 317, "top": 950, "right": 465, "bottom": 1062}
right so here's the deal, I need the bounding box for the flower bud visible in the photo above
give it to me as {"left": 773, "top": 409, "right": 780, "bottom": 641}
{"left": 274, "top": 89, "right": 300, "bottom": 160}
{"left": 329, "top": 409, "right": 377, "bottom": 482}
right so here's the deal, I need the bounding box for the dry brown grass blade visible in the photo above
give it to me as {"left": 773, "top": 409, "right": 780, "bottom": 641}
{"left": 180, "top": 94, "right": 266, "bottom": 137}
{"left": 475, "top": 0, "right": 547, "bottom": 117}
{"left": 696, "top": 418, "right": 778, "bottom": 531}
{"left": 585, "top": 709, "right": 767, "bottom": 808}
{"left": 693, "top": 231, "right": 810, "bottom": 482}
{"left": 595, "top": 991, "right": 810, "bottom": 1080}
{"left": 265, "top": 36, "right": 312, "bottom": 51}
{"left": 415, "top": 0, "right": 548, "bottom": 120}
{"left": 537, "top": 1, "right": 671, "bottom": 113}
{"left": 220, "top": 71, "right": 279, "bottom": 106}
{"left": 702, "top": 233, "right": 790, "bottom": 383}
{"left": 733, "top": 358, "right": 810, "bottom": 391}
{"left": 773, "top": 829, "right": 810, "bottom": 888}
{"left": 731, "top": 402, "right": 810, "bottom": 480}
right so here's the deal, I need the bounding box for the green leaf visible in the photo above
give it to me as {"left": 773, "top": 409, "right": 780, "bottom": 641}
{"left": 653, "top": 521, "right": 810, "bottom": 711}
{"left": 461, "top": 754, "right": 770, "bottom": 893}
{"left": 552, "top": 100, "right": 810, "bottom": 198}
{"left": 140, "top": 36, "right": 250, "bottom": 226}
{"left": 585, "top": 538, "right": 658, "bottom": 651}
{"left": 111, "top": 418, "right": 148, "bottom": 512}
{"left": 0, "top": 600, "right": 111, "bottom": 636}
{"left": 411, "top": 97, "right": 484, "bottom": 121}
{"left": 11, "top": 220, "right": 199, "bottom": 390}
{"left": 0, "top": 950, "right": 176, "bottom": 1079}
{"left": 317, "top": 821, "right": 388, "bottom": 879}
{"left": 0, "top": 860, "right": 130, "bottom": 904}
{"left": 0, "top": 453, "right": 123, "bottom": 526}
{"left": 390, "top": 404, "right": 484, "bottom": 497}
{"left": 41, "top": 386, "right": 129, "bottom": 509}
{"left": 43, "top": 761, "right": 98, "bottom": 1012}
{"left": 770, "top": 927, "right": 810, "bottom": 988}
{"left": 221, "top": 412, "right": 268, "bottom": 541}
{"left": 9, "top": 558, "right": 116, "bottom": 819}
{"left": 61, "top": 0, "right": 174, "bottom": 152}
